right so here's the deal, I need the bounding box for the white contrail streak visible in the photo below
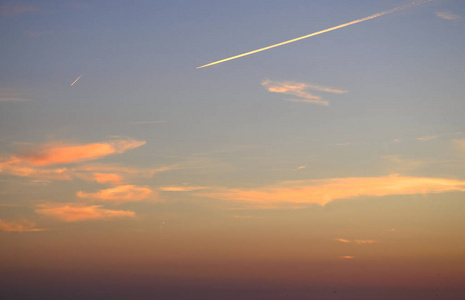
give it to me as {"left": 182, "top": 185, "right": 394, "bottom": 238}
{"left": 197, "top": 0, "right": 433, "bottom": 69}
{"left": 70, "top": 74, "right": 82, "bottom": 86}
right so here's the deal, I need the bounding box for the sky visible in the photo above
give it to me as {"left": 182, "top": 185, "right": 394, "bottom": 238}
{"left": 1, "top": 0, "right": 465, "bottom": 299}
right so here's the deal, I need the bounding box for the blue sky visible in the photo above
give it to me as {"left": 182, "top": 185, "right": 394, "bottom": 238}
{"left": 1, "top": 1, "right": 465, "bottom": 299}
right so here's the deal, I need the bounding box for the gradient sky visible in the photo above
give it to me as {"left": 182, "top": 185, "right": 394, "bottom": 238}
{"left": 1, "top": 1, "right": 465, "bottom": 299}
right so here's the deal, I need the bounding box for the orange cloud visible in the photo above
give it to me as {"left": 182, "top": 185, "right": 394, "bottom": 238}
{"left": 0, "top": 162, "right": 71, "bottom": 180}
{"left": 0, "top": 219, "right": 45, "bottom": 232}
{"left": 336, "top": 238, "right": 351, "bottom": 243}
{"left": 200, "top": 174, "right": 465, "bottom": 206}
{"left": 77, "top": 185, "right": 154, "bottom": 203}
{"left": 92, "top": 173, "right": 124, "bottom": 185}
{"left": 20, "top": 138, "right": 145, "bottom": 166}
{"left": 0, "top": 138, "right": 146, "bottom": 182}
{"left": 262, "top": 80, "right": 347, "bottom": 105}
{"left": 35, "top": 204, "right": 135, "bottom": 222}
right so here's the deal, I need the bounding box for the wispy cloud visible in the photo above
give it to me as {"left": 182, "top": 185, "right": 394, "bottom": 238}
{"left": 77, "top": 185, "right": 154, "bottom": 203}
{"left": 160, "top": 186, "right": 208, "bottom": 192}
{"left": 70, "top": 3, "right": 90, "bottom": 10}
{"left": 26, "top": 31, "right": 49, "bottom": 37}
{"left": 0, "top": 5, "right": 39, "bottom": 16}
{"left": 1, "top": 157, "right": 174, "bottom": 187}
{"left": 200, "top": 174, "right": 465, "bottom": 206}
{"left": 0, "top": 89, "right": 29, "bottom": 102}
{"left": 262, "top": 80, "right": 347, "bottom": 105}
{"left": 74, "top": 163, "right": 161, "bottom": 177}
{"left": 72, "top": 163, "right": 167, "bottom": 184}
{"left": 382, "top": 155, "right": 426, "bottom": 172}
{"left": 232, "top": 215, "right": 259, "bottom": 219}
{"left": 355, "top": 239, "right": 377, "bottom": 244}
{"left": 128, "top": 120, "right": 167, "bottom": 125}
{"left": 0, "top": 219, "right": 46, "bottom": 232}
{"left": 35, "top": 204, "right": 135, "bottom": 222}
{"left": 416, "top": 135, "right": 438, "bottom": 142}
{"left": 336, "top": 238, "right": 378, "bottom": 245}
{"left": 436, "top": 11, "right": 460, "bottom": 21}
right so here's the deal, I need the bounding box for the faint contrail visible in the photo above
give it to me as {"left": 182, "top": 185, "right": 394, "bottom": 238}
{"left": 197, "top": 0, "right": 433, "bottom": 69}
{"left": 70, "top": 74, "right": 82, "bottom": 86}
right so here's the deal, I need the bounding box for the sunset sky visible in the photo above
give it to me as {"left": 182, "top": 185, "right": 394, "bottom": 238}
{"left": 1, "top": 0, "right": 465, "bottom": 299}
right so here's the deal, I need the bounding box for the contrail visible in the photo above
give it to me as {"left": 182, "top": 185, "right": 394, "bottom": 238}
{"left": 70, "top": 74, "right": 82, "bottom": 86}
{"left": 197, "top": 0, "right": 433, "bottom": 69}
